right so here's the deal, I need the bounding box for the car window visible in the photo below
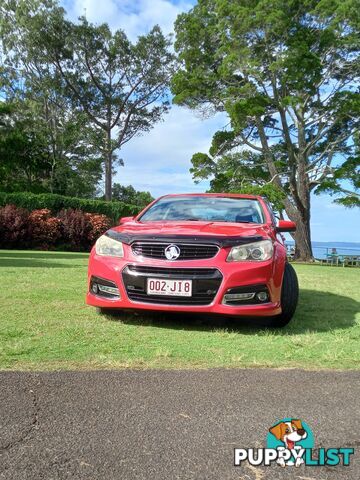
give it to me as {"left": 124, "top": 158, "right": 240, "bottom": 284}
{"left": 139, "top": 196, "right": 265, "bottom": 224}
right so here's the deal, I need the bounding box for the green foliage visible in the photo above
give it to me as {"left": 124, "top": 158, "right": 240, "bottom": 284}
{"left": 209, "top": 130, "right": 235, "bottom": 156}
{"left": 228, "top": 95, "right": 272, "bottom": 131}
{"left": 1, "top": 0, "right": 174, "bottom": 200}
{"left": 0, "top": 192, "right": 140, "bottom": 221}
{"left": 314, "top": 131, "right": 360, "bottom": 207}
{"left": 205, "top": 151, "right": 285, "bottom": 211}
{"left": 112, "top": 184, "right": 153, "bottom": 208}
{"left": 315, "top": 157, "right": 360, "bottom": 207}
{"left": 190, "top": 153, "right": 216, "bottom": 181}
{"left": 1, "top": 2, "right": 104, "bottom": 197}
{"left": 173, "top": 0, "right": 360, "bottom": 259}
{"left": 0, "top": 98, "right": 105, "bottom": 197}
{"left": 0, "top": 102, "right": 50, "bottom": 193}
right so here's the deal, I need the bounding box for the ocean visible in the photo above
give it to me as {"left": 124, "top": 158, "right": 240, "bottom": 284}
{"left": 285, "top": 241, "right": 360, "bottom": 260}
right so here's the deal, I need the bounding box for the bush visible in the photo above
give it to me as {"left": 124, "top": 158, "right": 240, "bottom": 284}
{"left": 0, "top": 191, "right": 140, "bottom": 222}
{"left": 28, "top": 209, "right": 62, "bottom": 249}
{"left": 57, "top": 209, "right": 113, "bottom": 251}
{"left": 0, "top": 204, "right": 29, "bottom": 248}
{"left": 59, "top": 208, "right": 112, "bottom": 251}
{"left": 0, "top": 205, "right": 113, "bottom": 251}
{"left": 86, "top": 212, "right": 113, "bottom": 245}
{"left": 58, "top": 209, "right": 91, "bottom": 251}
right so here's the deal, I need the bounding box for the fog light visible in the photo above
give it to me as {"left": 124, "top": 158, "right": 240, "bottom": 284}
{"left": 256, "top": 291, "right": 268, "bottom": 302}
{"left": 98, "top": 284, "right": 120, "bottom": 296}
{"left": 90, "top": 276, "right": 120, "bottom": 298}
{"left": 223, "top": 292, "right": 255, "bottom": 303}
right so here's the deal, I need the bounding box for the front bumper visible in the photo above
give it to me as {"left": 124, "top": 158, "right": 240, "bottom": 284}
{"left": 86, "top": 246, "right": 284, "bottom": 317}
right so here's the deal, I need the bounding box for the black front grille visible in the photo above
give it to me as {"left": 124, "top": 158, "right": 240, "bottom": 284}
{"left": 122, "top": 265, "right": 222, "bottom": 305}
{"left": 131, "top": 242, "right": 219, "bottom": 260}
{"left": 126, "top": 265, "right": 218, "bottom": 277}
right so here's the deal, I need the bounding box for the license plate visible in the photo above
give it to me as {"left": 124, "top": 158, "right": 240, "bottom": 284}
{"left": 147, "top": 278, "right": 192, "bottom": 297}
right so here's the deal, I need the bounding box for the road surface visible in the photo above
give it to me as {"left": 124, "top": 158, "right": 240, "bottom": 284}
{"left": 0, "top": 369, "right": 359, "bottom": 479}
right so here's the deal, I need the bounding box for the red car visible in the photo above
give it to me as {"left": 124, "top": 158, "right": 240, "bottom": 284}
{"left": 87, "top": 193, "right": 299, "bottom": 327}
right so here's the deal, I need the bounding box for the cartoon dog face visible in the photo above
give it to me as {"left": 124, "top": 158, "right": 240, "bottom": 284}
{"left": 269, "top": 419, "right": 307, "bottom": 449}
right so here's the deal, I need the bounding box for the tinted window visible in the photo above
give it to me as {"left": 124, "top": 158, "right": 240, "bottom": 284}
{"left": 139, "top": 196, "right": 265, "bottom": 224}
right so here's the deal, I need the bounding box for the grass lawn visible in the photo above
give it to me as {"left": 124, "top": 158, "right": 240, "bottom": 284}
{"left": 0, "top": 250, "right": 359, "bottom": 371}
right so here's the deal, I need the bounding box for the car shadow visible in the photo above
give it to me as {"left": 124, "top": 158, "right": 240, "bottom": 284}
{"left": 104, "top": 289, "right": 359, "bottom": 334}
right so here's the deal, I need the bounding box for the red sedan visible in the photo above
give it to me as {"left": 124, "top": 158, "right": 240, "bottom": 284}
{"left": 87, "top": 193, "right": 299, "bottom": 327}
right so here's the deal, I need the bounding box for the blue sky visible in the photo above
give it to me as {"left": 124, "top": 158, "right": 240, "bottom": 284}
{"left": 61, "top": 0, "right": 360, "bottom": 242}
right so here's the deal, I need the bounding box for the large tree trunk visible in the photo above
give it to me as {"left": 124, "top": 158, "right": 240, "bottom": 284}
{"left": 292, "top": 214, "right": 313, "bottom": 261}
{"left": 293, "top": 120, "right": 314, "bottom": 261}
{"left": 256, "top": 117, "right": 314, "bottom": 261}
{"left": 104, "top": 129, "right": 112, "bottom": 201}
{"left": 283, "top": 197, "right": 314, "bottom": 262}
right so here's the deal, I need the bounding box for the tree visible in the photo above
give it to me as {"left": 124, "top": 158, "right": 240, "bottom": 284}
{"left": 48, "top": 19, "right": 174, "bottom": 200}
{"left": 1, "top": 1, "right": 175, "bottom": 201}
{"left": 315, "top": 132, "right": 360, "bottom": 207}
{"left": 190, "top": 143, "right": 286, "bottom": 212}
{"left": 112, "top": 183, "right": 154, "bottom": 207}
{"left": 0, "top": 101, "right": 51, "bottom": 192}
{"left": 1, "top": 1, "right": 104, "bottom": 198}
{"left": 15, "top": 2, "right": 175, "bottom": 201}
{"left": 172, "top": 0, "right": 360, "bottom": 260}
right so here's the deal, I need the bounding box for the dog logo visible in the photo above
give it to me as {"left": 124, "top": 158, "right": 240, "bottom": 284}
{"left": 234, "top": 418, "right": 354, "bottom": 468}
{"left": 165, "top": 244, "right": 181, "bottom": 260}
{"left": 267, "top": 418, "right": 312, "bottom": 467}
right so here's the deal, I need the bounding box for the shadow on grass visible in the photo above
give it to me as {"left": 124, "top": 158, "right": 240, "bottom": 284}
{"left": 0, "top": 251, "right": 88, "bottom": 260}
{"left": 0, "top": 251, "right": 86, "bottom": 268}
{"left": 102, "top": 289, "right": 359, "bottom": 335}
{"left": 0, "top": 258, "right": 83, "bottom": 268}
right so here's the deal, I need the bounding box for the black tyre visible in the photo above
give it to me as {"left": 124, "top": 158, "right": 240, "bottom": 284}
{"left": 266, "top": 263, "right": 299, "bottom": 328}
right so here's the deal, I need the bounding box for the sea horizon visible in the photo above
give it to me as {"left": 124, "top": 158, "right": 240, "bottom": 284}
{"left": 285, "top": 240, "right": 360, "bottom": 259}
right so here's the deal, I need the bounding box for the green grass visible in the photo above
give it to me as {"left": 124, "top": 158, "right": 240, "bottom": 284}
{"left": 0, "top": 250, "right": 359, "bottom": 371}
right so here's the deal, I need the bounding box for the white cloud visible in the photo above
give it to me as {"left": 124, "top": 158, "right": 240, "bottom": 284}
{"left": 116, "top": 105, "right": 227, "bottom": 196}
{"left": 64, "top": 0, "right": 194, "bottom": 40}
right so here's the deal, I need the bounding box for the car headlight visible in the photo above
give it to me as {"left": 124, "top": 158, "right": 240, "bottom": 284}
{"left": 227, "top": 239, "right": 273, "bottom": 262}
{"left": 95, "top": 235, "right": 124, "bottom": 257}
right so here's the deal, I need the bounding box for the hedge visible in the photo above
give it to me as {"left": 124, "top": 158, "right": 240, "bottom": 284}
{"left": 0, "top": 205, "right": 113, "bottom": 251}
{"left": 0, "top": 192, "right": 141, "bottom": 222}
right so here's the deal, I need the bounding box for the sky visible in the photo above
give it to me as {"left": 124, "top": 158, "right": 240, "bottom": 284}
{"left": 60, "top": 0, "right": 360, "bottom": 243}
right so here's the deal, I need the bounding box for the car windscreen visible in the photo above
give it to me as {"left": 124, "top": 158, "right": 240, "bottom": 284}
{"left": 139, "top": 196, "right": 265, "bottom": 224}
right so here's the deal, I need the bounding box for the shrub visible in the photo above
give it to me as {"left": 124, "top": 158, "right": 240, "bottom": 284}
{"left": 85, "top": 213, "right": 113, "bottom": 245}
{"left": 58, "top": 209, "right": 91, "bottom": 251}
{"left": 28, "top": 209, "right": 62, "bottom": 249}
{"left": 57, "top": 209, "right": 112, "bottom": 251}
{"left": 0, "top": 204, "right": 114, "bottom": 251}
{"left": 0, "top": 204, "right": 30, "bottom": 248}
{"left": 0, "top": 191, "right": 140, "bottom": 222}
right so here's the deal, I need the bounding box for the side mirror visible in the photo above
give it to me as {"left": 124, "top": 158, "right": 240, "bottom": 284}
{"left": 119, "top": 216, "right": 135, "bottom": 224}
{"left": 276, "top": 220, "right": 296, "bottom": 232}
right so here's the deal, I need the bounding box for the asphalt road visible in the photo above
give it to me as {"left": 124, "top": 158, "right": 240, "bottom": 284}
{"left": 0, "top": 370, "right": 359, "bottom": 480}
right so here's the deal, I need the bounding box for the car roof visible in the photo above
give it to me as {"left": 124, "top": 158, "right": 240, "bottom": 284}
{"left": 159, "top": 193, "right": 263, "bottom": 200}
